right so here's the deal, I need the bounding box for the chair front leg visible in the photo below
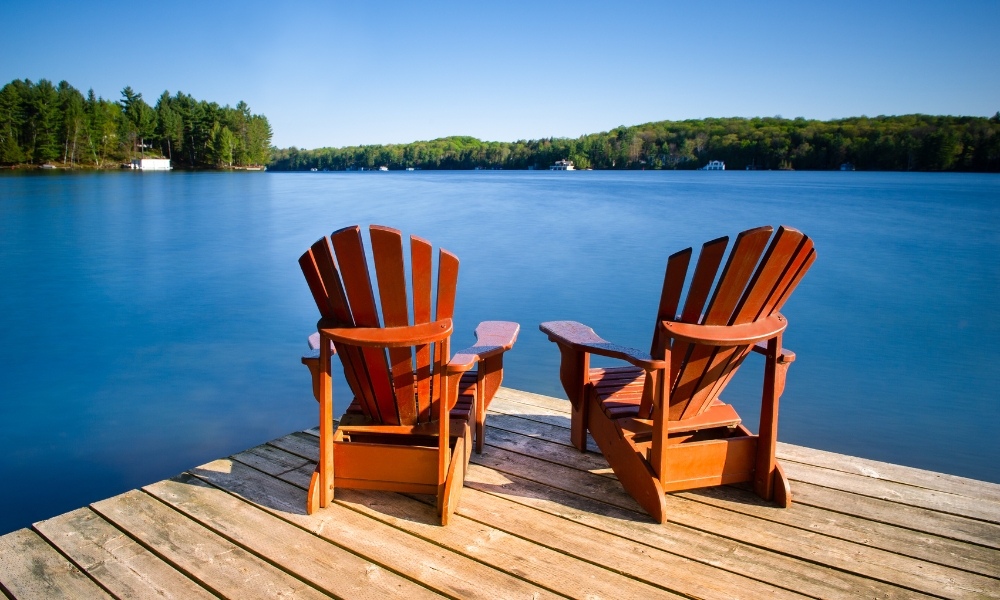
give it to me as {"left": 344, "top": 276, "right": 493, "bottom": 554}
{"left": 317, "top": 333, "right": 335, "bottom": 510}
{"left": 437, "top": 338, "right": 452, "bottom": 516}
{"left": 556, "top": 343, "right": 591, "bottom": 451}
{"left": 475, "top": 354, "right": 504, "bottom": 454}
{"left": 754, "top": 334, "right": 783, "bottom": 501}
{"left": 475, "top": 366, "right": 486, "bottom": 454}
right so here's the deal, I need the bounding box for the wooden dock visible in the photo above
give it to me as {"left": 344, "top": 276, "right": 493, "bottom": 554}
{"left": 2, "top": 388, "right": 998, "bottom": 599}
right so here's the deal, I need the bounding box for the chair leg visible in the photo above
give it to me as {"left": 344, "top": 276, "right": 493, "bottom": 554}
{"left": 475, "top": 417, "right": 485, "bottom": 454}
{"left": 587, "top": 396, "right": 667, "bottom": 523}
{"left": 439, "top": 425, "right": 469, "bottom": 525}
{"left": 318, "top": 337, "right": 335, "bottom": 509}
{"left": 773, "top": 461, "right": 792, "bottom": 508}
{"left": 475, "top": 384, "right": 486, "bottom": 454}
{"left": 754, "top": 337, "right": 782, "bottom": 501}
{"left": 570, "top": 396, "right": 588, "bottom": 452}
{"left": 306, "top": 467, "right": 321, "bottom": 515}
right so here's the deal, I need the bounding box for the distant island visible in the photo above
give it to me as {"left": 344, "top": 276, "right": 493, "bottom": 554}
{"left": 270, "top": 114, "right": 1000, "bottom": 172}
{"left": 0, "top": 79, "right": 272, "bottom": 169}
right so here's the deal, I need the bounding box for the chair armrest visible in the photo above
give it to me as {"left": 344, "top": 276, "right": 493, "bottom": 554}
{"left": 752, "top": 342, "right": 796, "bottom": 364}
{"left": 539, "top": 321, "right": 666, "bottom": 371}
{"left": 660, "top": 313, "right": 787, "bottom": 347}
{"left": 319, "top": 318, "right": 453, "bottom": 348}
{"left": 302, "top": 333, "right": 334, "bottom": 364}
{"left": 446, "top": 321, "right": 520, "bottom": 374}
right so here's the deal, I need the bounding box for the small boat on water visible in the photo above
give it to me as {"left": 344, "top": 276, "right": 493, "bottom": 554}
{"left": 378, "top": 166, "right": 389, "bottom": 171}
{"left": 40, "top": 164, "right": 57, "bottom": 169}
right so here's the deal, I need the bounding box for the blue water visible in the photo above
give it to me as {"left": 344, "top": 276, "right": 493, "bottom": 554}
{"left": 1, "top": 170, "right": 998, "bottom": 535}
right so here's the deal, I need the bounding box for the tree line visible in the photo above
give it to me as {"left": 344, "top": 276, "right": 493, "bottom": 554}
{"left": 269, "top": 114, "right": 1000, "bottom": 172}
{"left": 0, "top": 79, "right": 272, "bottom": 168}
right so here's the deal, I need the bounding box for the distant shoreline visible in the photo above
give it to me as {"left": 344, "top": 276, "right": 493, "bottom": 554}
{"left": 269, "top": 114, "right": 1000, "bottom": 173}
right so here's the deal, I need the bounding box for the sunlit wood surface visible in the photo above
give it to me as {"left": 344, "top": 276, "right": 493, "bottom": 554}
{"left": 2, "top": 387, "right": 998, "bottom": 599}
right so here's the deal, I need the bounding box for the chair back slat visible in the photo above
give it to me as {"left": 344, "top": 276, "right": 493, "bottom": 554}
{"left": 731, "top": 227, "right": 806, "bottom": 325}
{"left": 650, "top": 248, "right": 691, "bottom": 357}
{"left": 679, "top": 237, "right": 728, "bottom": 323}
{"left": 676, "top": 226, "right": 773, "bottom": 419}
{"left": 669, "top": 228, "right": 770, "bottom": 421}
{"left": 309, "top": 238, "right": 355, "bottom": 326}
{"left": 301, "top": 225, "right": 461, "bottom": 427}
{"left": 435, "top": 249, "right": 460, "bottom": 320}
{"left": 702, "top": 226, "right": 773, "bottom": 325}
{"left": 411, "top": 236, "right": 435, "bottom": 421}
{"left": 330, "top": 226, "right": 399, "bottom": 425}
{"left": 315, "top": 236, "right": 383, "bottom": 420}
{"left": 700, "top": 231, "right": 814, "bottom": 406}
{"left": 299, "top": 248, "right": 334, "bottom": 319}
{"left": 300, "top": 239, "right": 375, "bottom": 419}
{"left": 659, "top": 226, "right": 815, "bottom": 422}
{"left": 370, "top": 226, "right": 419, "bottom": 425}
{"left": 661, "top": 237, "right": 727, "bottom": 418}
{"left": 640, "top": 248, "right": 691, "bottom": 418}
{"left": 432, "top": 249, "right": 460, "bottom": 409}
{"left": 688, "top": 227, "right": 806, "bottom": 416}
{"left": 768, "top": 245, "right": 816, "bottom": 315}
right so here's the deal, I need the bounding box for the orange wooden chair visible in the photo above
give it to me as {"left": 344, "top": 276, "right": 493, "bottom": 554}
{"left": 299, "top": 225, "right": 519, "bottom": 524}
{"left": 541, "top": 225, "right": 815, "bottom": 523}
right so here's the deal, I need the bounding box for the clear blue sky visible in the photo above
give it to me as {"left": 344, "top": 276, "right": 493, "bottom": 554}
{"left": 2, "top": 0, "right": 997, "bottom": 148}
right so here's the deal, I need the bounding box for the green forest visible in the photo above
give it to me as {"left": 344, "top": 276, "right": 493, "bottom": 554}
{"left": 0, "top": 79, "right": 272, "bottom": 168}
{"left": 270, "top": 114, "right": 1000, "bottom": 172}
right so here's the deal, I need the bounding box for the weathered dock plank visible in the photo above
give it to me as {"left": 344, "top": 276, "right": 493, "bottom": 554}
{"left": 0, "top": 529, "right": 113, "bottom": 600}
{"left": 91, "top": 490, "right": 330, "bottom": 600}
{"left": 775, "top": 442, "right": 1000, "bottom": 503}
{"left": 145, "top": 474, "right": 441, "bottom": 599}
{"left": 2, "top": 386, "right": 998, "bottom": 600}
{"left": 190, "top": 457, "right": 561, "bottom": 600}
{"left": 471, "top": 438, "right": 997, "bottom": 599}
{"left": 34, "top": 508, "right": 215, "bottom": 600}
{"left": 481, "top": 414, "right": 1000, "bottom": 578}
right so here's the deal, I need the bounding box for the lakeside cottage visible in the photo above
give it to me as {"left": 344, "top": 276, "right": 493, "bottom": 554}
{"left": 701, "top": 160, "right": 725, "bottom": 170}
{"left": 550, "top": 159, "right": 575, "bottom": 170}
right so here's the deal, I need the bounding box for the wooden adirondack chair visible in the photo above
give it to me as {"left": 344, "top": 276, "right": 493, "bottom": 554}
{"left": 299, "top": 225, "right": 519, "bottom": 524}
{"left": 541, "top": 225, "right": 815, "bottom": 523}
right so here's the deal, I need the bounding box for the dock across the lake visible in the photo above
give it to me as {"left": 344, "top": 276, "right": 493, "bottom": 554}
{"left": 1, "top": 388, "right": 998, "bottom": 599}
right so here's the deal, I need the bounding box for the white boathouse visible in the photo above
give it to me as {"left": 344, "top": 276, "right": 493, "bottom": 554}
{"left": 550, "top": 159, "right": 575, "bottom": 170}
{"left": 130, "top": 158, "right": 172, "bottom": 171}
{"left": 701, "top": 160, "right": 725, "bottom": 170}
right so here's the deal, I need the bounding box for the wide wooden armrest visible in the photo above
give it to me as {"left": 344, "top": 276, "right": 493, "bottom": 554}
{"left": 539, "top": 321, "right": 666, "bottom": 371}
{"left": 318, "top": 318, "right": 453, "bottom": 348}
{"left": 446, "top": 321, "right": 520, "bottom": 374}
{"left": 752, "top": 342, "right": 796, "bottom": 363}
{"left": 660, "top": 313, "right": 787, "bottom": 347}
{"left": 302, "top": 333, "right": 334, "bottom": 364}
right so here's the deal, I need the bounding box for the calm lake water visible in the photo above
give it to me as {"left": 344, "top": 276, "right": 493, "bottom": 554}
{"left": 1, "top": 170, "right": 998, "bottom": 534}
